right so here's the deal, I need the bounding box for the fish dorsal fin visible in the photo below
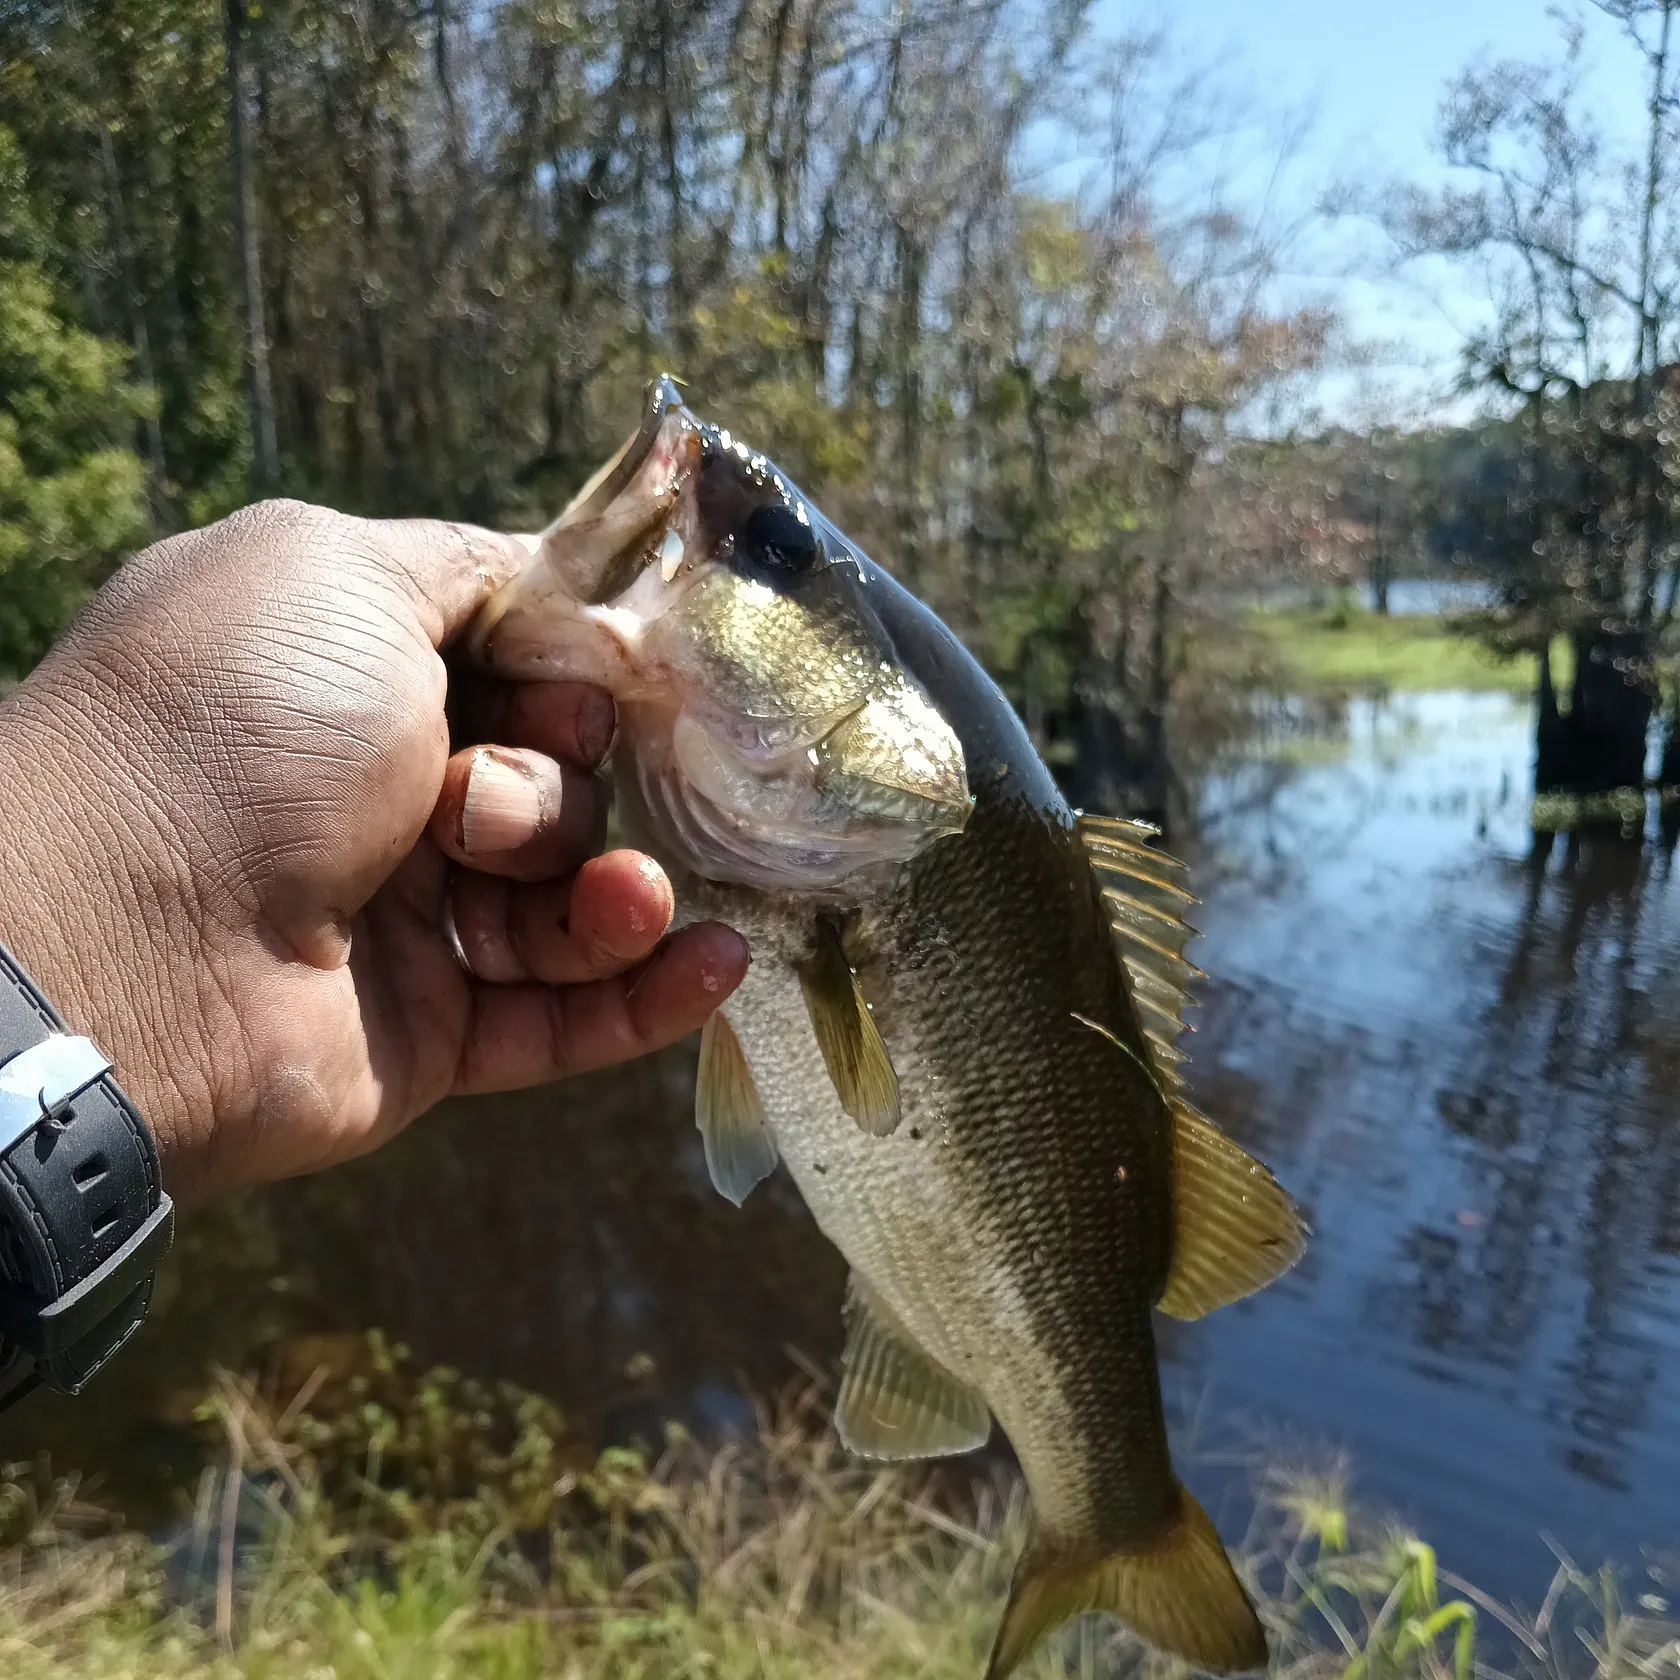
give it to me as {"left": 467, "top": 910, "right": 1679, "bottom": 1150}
{"left": 695, "top": 1010, "right": 779, "bottom": 1206}
{"left": 835, "top": 1275, "right": 991, "bottom": 1460}
{"left": 798, "top": 917, "right": 901, "bottom": 1136}
{"left": 1076, "top": 814, "right": 1201, "bottom": 1091}
{"left": 1074, "top": 816, "right": 1304, "bottom": 1316}
{"left": 1158, "top": 1101, "right": 1304, "bottom": 1320}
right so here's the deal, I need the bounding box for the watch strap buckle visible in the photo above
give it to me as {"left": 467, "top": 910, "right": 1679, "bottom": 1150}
{"left": 0, "top": 1035, "right": 112, "bottom": 1152}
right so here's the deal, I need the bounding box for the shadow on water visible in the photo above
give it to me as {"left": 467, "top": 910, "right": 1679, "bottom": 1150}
{"left": 4, "top": 686, "right": 1679, "bottom": 1610}
{"left": 263, "top": 1048, "right": 845, "bottom": 1444}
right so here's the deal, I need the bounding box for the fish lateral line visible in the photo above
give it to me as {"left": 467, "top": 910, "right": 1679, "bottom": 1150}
{"left": 1069, "top": 1009, "right": 1166, "bottom": 1100}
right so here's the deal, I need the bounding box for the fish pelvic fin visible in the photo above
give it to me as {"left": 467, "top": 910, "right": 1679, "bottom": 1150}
{"left": 1158, "top": 1100, "right": 1304, "bottom": 1320}
{"left": 798, "top": 916, "right": 901, "bottom": 1136}
{"left": 835, "top": 1275, "right": 990, "bottom": 1460}
{"left": 695, "top": 1011, "right": 779, "bottom": 1206}
{"left": 986, "top": 1488, "right": 1267, "bottom": 1679}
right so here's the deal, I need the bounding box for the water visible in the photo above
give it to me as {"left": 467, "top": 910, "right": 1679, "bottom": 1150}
{"left": 1360, "top": 578, "right": 1496, "bottom": 615}
{"left": 1180, "top": 690, "right": 1680, "bottom": 1605}
{"left": 287, "top": 686, "right": 1675, "bottom": 1606}
{"left": 1240, "top": 578, "right": 1496, "bottom": 616}
{"left": 10, "top": 684, "right": 1680, "bottom": 1613}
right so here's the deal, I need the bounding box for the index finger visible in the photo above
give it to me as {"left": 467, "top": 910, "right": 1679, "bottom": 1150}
{"left": 453, "top": 921, "right": 751, "bottom": 1093}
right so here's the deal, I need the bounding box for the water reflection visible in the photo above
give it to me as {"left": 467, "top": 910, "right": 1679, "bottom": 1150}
{"left": 1188, "top": 691, "right": 1680, "bottom": 1603}
{"left": 264, "top": 1041, "right": 845, "bottom": 1442}
{"left": 281, "top": 687, "right": 1680, "bottom": 1602}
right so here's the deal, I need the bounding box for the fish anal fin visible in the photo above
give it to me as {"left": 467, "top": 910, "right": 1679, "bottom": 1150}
{"left": 695, "top": 1011, "right": 779, "bottom": 1206}
{"left": 836, "top": 1276, "right": 989, "bottom": 1460}
{"left": 1076, "top": 815, "right": 1199, "bottom": 1091}
{"left": 1158, "top": 1101, "right": 1304, "bottom": 1320}
{"left": 986, "top": 1488, "right": 1267, "bottom": 1678}
{"left": 799, "top": 918, "right": 901, "bottom": 1136}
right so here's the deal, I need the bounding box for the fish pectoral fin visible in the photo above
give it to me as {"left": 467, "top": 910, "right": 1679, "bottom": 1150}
{"left": 798, "top": 918, "right": 901, "bottom": 1137}
{"left": 835, "top": 1276, "right": 990, "bottom": 1460}
{"left": 695, "top": 1011, "right": 779, "bottom": 1206}
{"left": 986, "top": 1488, "right": 1267, "bottom": 1679}
{"left": 1157, "top": 1101, "right": 1304, "bottom": 1320}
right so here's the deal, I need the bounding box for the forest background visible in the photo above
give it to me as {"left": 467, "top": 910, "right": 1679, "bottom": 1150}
{"left": 16, "top": 0, "right": 1680, "bottom": 830}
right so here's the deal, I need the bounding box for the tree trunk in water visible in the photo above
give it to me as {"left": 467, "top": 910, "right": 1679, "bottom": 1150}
{"left": 1535, "top": 628, "right": 1654, "bottom": 801}
{"left": 224, "top": 0, "right": 280, "bottom": 492}
{"left": 1369, "top": 549, "right": 1391, "bottom": 616}
{"left": 1658, "top": 709, "right": 1680, "bottom": 853}
{"left": 1534, "top": 637, "right": 1566, "bottom": 793}
{"left": 1056, "top": 589, "right": 1136, "bottom": 818}
{"left": 1052, "top": 585, "right": 1175, "bottom": 826}
{"left": 1136, "top": 554, "right": 1173, "bottom": 831}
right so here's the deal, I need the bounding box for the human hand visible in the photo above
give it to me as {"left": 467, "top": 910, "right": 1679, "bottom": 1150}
{"left": 0, "top": 500, "right": 748, "bottom": 1204}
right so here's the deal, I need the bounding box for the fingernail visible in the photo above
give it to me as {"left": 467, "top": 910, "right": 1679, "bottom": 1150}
{"left": 702, "top": 928, "right": 752, "bottom": 991}
{"left": 575, "top": 688, "right": 617, "bottom": 767}
{"left": 462, "top": 749, "right": 545, "bottom": 854}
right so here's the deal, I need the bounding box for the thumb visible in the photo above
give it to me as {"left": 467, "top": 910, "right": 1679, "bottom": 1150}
{"left": 348, "top": 515, "right": 537, "bottom": 650}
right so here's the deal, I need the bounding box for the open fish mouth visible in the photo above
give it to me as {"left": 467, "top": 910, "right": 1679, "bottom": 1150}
{"left": 467, "top": 377, "right": 972, "bottom": 891}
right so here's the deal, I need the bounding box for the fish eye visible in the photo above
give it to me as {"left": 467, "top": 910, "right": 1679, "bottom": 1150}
{"left": 738, "top": 504, "right": 821, "bottom": 582}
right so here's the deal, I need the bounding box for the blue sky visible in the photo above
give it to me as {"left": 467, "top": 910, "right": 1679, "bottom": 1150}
{"left": 1098, "top": 0, "right": 1656, "bottom": 423}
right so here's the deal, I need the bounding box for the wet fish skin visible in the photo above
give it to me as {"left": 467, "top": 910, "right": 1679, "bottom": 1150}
{"left": 468, "top": 379, "right": 1293, "bottom": 1675}
{"left": 677, "top": 564, "right": 1261, "bottom": 1674}
{"left": 688, "top": 787, "right": 1181, "bottom": 1520}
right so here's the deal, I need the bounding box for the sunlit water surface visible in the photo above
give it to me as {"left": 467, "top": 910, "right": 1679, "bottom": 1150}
{"left": 1182, "top": 690, "right": 1680, "bottom": 1605}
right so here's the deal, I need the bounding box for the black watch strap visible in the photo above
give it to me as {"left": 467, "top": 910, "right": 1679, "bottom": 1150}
{"left": 0, "top": 940, "right": 173, "bottom": 1411}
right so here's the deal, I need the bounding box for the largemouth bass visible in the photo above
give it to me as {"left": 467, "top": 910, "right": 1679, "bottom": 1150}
{"left": 466, "top": 378, "right": 1302, "bottom": 1675}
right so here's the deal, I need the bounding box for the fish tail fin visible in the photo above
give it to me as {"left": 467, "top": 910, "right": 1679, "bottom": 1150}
{"left": 985, "top": 1485, "right": 1266, "bottom": 1679}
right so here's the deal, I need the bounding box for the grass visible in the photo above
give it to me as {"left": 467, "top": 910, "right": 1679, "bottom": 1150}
{"left": 1, "top": 1338, "right": 1677, "bottom": 1679}
{"left": 1226, "top": 604, "right": 1546, "bottom": 697}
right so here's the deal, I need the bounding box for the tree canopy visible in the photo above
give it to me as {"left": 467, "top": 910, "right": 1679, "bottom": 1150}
{"left": 0, "top": 121, "right": 146, "bottom": 673}
{"left": 0, "top": 0, "right": 1323, "bottom": 817}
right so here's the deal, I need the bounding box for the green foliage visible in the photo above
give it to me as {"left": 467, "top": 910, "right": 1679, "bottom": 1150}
{"left": 1335, "top": 1538, "right": 1477, "bottom": 1680}
{"left": 0, "top": 0, "right": 1331, "bottom": 813}
{"left": 201, "top": 1334, "right": 578, "bottom": 1547}
{"left": 1231, "top": 605, "right": 1540, "bottom": 696}
{"left": 670, "top": 271, "right": 872, "bottom": 492}
{"left": 0, "top": 0, "right": 247, "bottom": 517}
{"left": 0, "top": 123, "right": 146, "bottom": 674}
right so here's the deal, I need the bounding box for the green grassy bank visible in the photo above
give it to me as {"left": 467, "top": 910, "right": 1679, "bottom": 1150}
{"left": 1, "top": 1342, "right": 1673, "bottom": 1679}
{"left": 1229, "top": 604, "right": 1544, "bottom": 697}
